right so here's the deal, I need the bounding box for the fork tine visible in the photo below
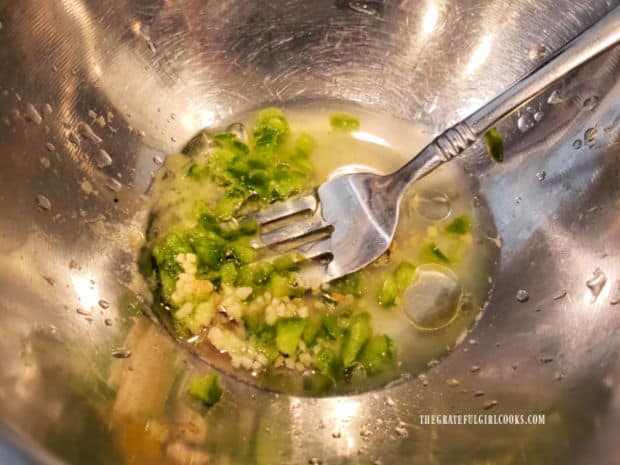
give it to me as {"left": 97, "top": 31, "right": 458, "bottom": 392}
{"left": 254, "top": 194, "right": 317, "bottom": 225}
{"left": 259, "top": 212, "right": 331, "bottom": 247}
{"left": 296, "top": 237, "right": 333, "bottom": 260}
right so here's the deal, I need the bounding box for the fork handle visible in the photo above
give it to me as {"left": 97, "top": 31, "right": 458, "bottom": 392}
{"left": 386, "top": 4, "right": 620, "bottom": 194}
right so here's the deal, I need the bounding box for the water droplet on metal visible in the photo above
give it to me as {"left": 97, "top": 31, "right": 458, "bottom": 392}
{"left": 547, "top": 89, "right": 563, "bottom": 105}
{"left": 552, "top": 290, "right": 567, "bottom": 300}
{"left": 533, "top": 111, "right": 544, "bottom": 122}
{"left": 347, "top": 1, "right": 381, "bottom": 15}
{"left": 515, "top": 289, "right": 529, "bottom": 302}
{"left": 584, "top": 127, "right": 597, "bottom": 144}
{"left": 385, "top": 396, "right": 395, "bottom": 406}
{"left": 24, "top": 103, "right": 42, "bottom": 125}
{"left": 43, "top": 276, "right": 56, "bottom": 286}
{"left": 43, "top": 103, "right": 53, "bottom": 115}
{"left": 528, "top": 44, "right": 547, "bottom": 61}
{"left": 76, "top": 308, "right": 91, "bottom": 316}
{"left": 98, "top": 299, "right": 110, "bottom": 309}
{"left": 36, "top": 194, "right": 51, "bottom": 211}
{"left": 483, "top": 400, "right": 499, "bottom": 410}
{"left": 394, "top": 422, "right": 408, "bottom": 437}
{"left": 470, "top": 365, "right": 481, "bottom": 373}
{"left": 153, "top": 156, "right": 163, "bottom": 164}
{"left": 95, "top": 149, "right": 113, "bottom": 168}
{"left": 572, "top": 139, "right": 582, "bottom": 149}
{"left": 539, "top": 355, "right": 554, "bottom": 363}
{"left": 332, "top": 431, "right": 341, "bottom": 438}
{"left": 446, "top": 378, "right": 460, "bottom": 387}
{"left": 583, "top": 96, "right": 599, "bottom": 111}
{"left": 45, "top": 142, "right": 56, "bottom": 152}
{"left": 68, "top": 131, "right": 81, "bottom": 147}
{"left": 536, "top": 171, "right": 546, "bottom": 181}
{"left": 610, "top": 281, "right": 620, "bottom": 305}
{"left": 414, "top": 190, "right": 451, "bottom": 221}
{"left": 105, "top": 178, "right": 122, "bottom": 193}
{"left": 40, "top": 157, "right": 50, "bottom": 169}
{"left": 404, "top": 266, "right": 461, "bottom": 329}
{"left": 112, "top": 348, "right": 132, "bottom": 359}
{"left": 474, "top": 390, "right": 485, "bottom": 397}
{"left": 104, "top": 318, "right": 113, "bottom": 326}
{"left": 77, "top": 121, "right": 102, "bottom": 144}
{"left": 146, "top": 39, "right": 157, "bottom": 54}
{"left": 517, "top": 112, "right": 535, "bottom": 132}
{"left": 586, "top": 268, "right": 607, "bottom": 303}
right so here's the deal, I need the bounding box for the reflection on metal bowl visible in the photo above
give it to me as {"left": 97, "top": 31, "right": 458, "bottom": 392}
{"left": 0, "top": 0, "right": 620, "bottom": 464}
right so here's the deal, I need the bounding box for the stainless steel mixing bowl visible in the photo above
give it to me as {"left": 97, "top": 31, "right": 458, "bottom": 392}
{"left": 1, "top": 1, "right": 620, "bottom": 464}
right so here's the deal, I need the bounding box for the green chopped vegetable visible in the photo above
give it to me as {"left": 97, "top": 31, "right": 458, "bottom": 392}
{"left": 188, "top": 374, "right": 222, "bottom": 407}
{"left": 329, "top": 112, "right": 361, "bottom": 131}
{"left": 272, "top": 253, "right": 302, "bottom": 272}
{"left": 341, "top": 312, "right": 373, "bottom": 367}
{"left": 236, "top": 262, "right": 274, "bottom": 288}
{"left": 446, "top": 215, "right": 471, "bottom": 235}
{"left": 484, "top": 127, "right": 504, "bottom": 162}
{"left": 420, "top": 242, "right": 451, "bottom": 264}
{"left": 394, "top": 261, "right": 416, "bottom": 290}
{"left": 189, "top": 231, "right": 227, "bottom": 269}
{"left": 333, "top": 272, "right": 364, "bottom": 298}
{"left": 302, "top": 317, "right": 324, "bottom": 347}
{"left": 269, "top": 273, "right": 298, "bottom": 298}
{"left": 276, "top": 317, "right": 306, "bottom": 355}
{"left": 377, "top": 276, "right": 399, "bottom": 307}
{"left": 315, "top": 347, "right": 341, "bottom": 380}
{"left": 358, "top": 335, "right": 395, "bottom": 374}
{"left": 219, "top": 262, "right": 238, "bottom": 285}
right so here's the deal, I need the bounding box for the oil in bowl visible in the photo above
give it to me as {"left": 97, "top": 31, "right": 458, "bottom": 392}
{"left": 142, "top": 101, "right": 499, "bottom": 395}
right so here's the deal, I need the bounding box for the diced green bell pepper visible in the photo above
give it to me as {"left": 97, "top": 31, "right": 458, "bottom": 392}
{"left": 188, "top": 374, "right": 222, "bottom": 407}
{"left": 329, "top": 113, "right": 360, "bottom": 131}
{"left": 445, "top": 215, "right": 471, "bottom": 235}
{"left": 377, "top": 276, "right": 399, "bottom": 307}
{"left": 341, "top": 312, "right": 373, "bottom": 367}
{"left": 275, "top": 317, "right": 306, "bottom": 356}
{"left": 358, "top": 335, "right": 395, "bottom": 374}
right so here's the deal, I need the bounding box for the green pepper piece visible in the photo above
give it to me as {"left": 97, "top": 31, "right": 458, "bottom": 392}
{"left": 315, "top": 347, "right": 341, "bottom": 381}
{"left": 329, "top": 112, "right": 361, "bottom": 131}
{"left": 214, "top": 190, "right": 247, "bottom": 220}
{"left": 269, "top": 170, "right": 306, "bottom": 200}
{"left": 275, "top": 317, "right": 306, "bottom": 356}
{"left": 188, "top": 374, "right": 222, "bottom": 407}
{"left": 420, "top": 242, "right": 450, "bottom": 264}
{"left": 445, "top": 215, "right": 471, "bottom": 235}
{"left": 272, "top": 253, "right": 302, "bottom": 272}
{"left": 484, "top": 127, "right": 504, "bottom": 162}
{"left": 189, "top": 231, "right": 226, "bottom": 269}
{"left": 322, "top": 313, "right": 345, "bottom": 339}
{"left": 219, "top": 262, "right": 238, "bottom": 285}
{"left": 253, "top": 107, "right": 290, "bottom": 149}
{"left": 236, "top": 262, "right": 274, "bottom": 287}
{"left": 358, "top": 335, "right": 395, "bottom": 374}
{"left": 232, "top": 244, "right": 257, "bottom": 265}
{"left": 341, "top": 312, "right": 373, "bottom": 367}
{"left": 377, "top": 276, "right": 399, "bottom": 307}
{"left": 302, "top": 317, "right": 324, "bottom": 347}
{"left": 394, "top": 261, "right": 416, "bottom": 290}
{"left": 333, "top": 272, "right": 364, "bottom": 298}
{"left": 269, "top": 272, "right": 304, "bottom": 298}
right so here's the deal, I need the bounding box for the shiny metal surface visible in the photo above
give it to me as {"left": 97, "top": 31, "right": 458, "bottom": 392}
{"left": 1, "top": 1, "right": 620, "bottom": 465}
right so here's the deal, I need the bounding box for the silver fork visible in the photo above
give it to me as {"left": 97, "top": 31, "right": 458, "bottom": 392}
{"left": 255, "top": 6, "right": 620, "bottom": 283}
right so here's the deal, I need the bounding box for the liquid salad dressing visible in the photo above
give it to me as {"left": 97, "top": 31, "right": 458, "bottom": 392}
{"left": 144, "top": 102, "right": 498, "bottom": 394}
